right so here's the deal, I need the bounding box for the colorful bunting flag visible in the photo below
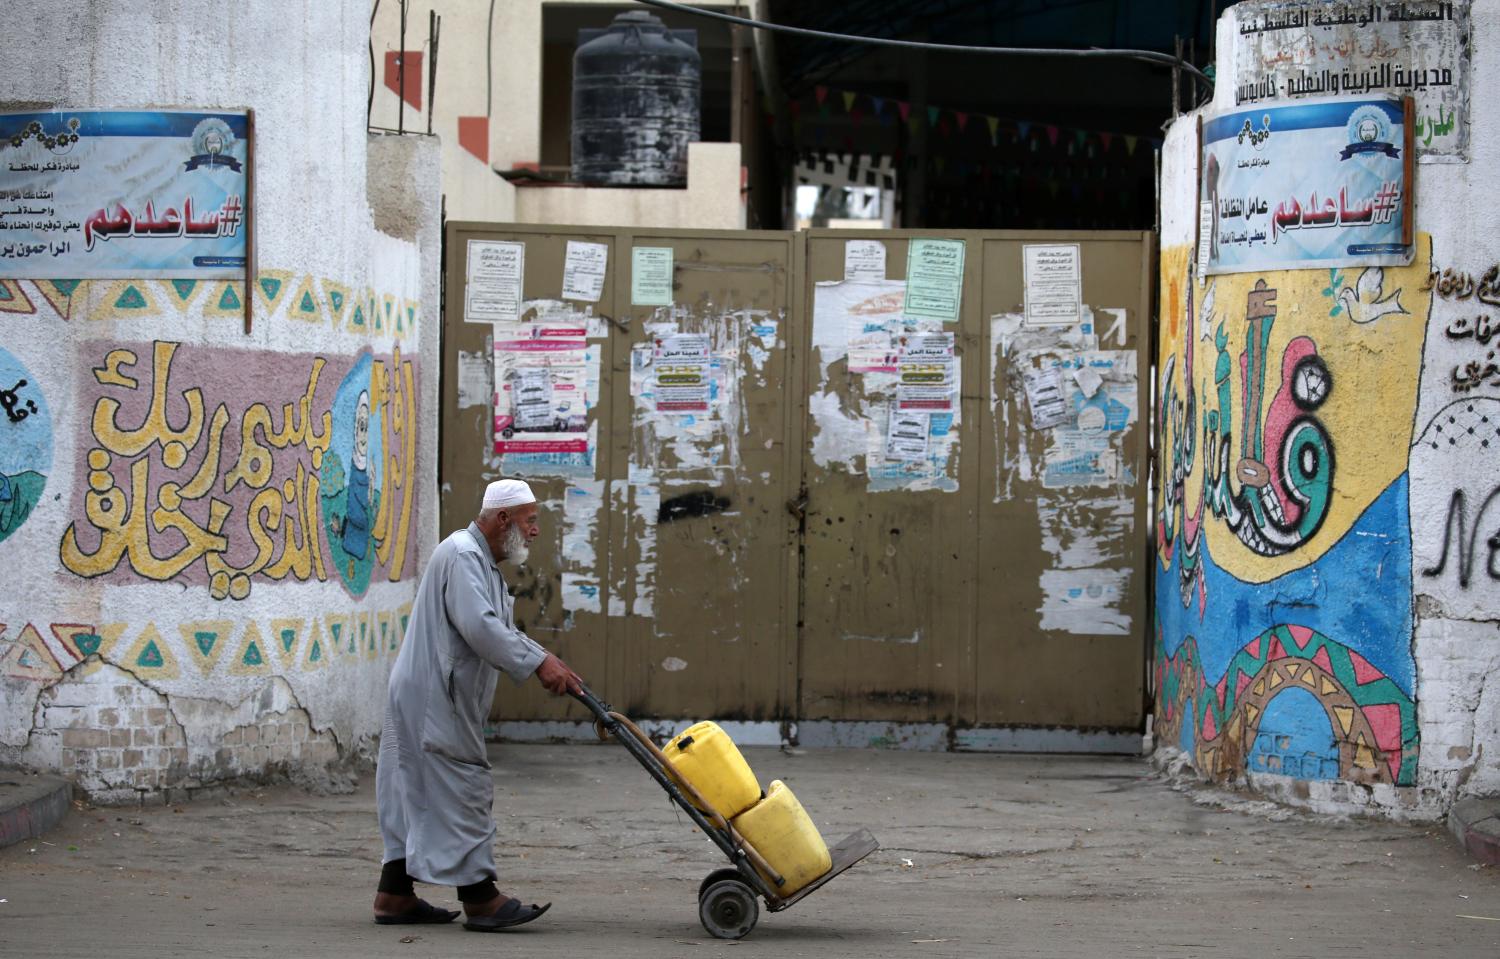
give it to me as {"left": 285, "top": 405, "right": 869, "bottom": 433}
{"left": 842, "top": 90, "right": 857, "bottom": 112}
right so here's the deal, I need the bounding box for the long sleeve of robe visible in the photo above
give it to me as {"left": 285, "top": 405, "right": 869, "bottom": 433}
{"left": 376, "top": 523, "right": 548, "bottom": 886}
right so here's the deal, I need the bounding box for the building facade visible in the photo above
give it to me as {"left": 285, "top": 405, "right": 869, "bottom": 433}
{"left": 0, "top": 0, "right": 441, "bottom": 802}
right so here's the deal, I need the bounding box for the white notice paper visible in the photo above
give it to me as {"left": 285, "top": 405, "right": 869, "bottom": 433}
{"left": 885, "top": 410, "right": 930, "bottom": 462}
{"left": 1023, "top": 365, "right": 1071, "bottom": 429}
{"left": 844, "top": 239, "right": 887, "bottom": 281}
{"left": 1022, "top": 243, "right": 1082, "bottom": 327}
{"left": 456, "top": 350, "right": 491, "bottom": 410}
{"left": 465, "top": 239, "right": 524, "bottom": 324}
{"left": 511, "top": 367, "right": 555, "bottom": 429}
{"left": 1073, "top": 365, "right": 1104, "bottom": 399}
{"left": 562, "top": 240, "right": 608, "bottom": 302}
{"left": 1196, "top": 201, "right": 1213, "bottom": 282}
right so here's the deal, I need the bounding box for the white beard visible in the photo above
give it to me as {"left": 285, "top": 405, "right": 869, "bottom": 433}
{"left": 502, "top": 523, "right": 529, "bottom": 565}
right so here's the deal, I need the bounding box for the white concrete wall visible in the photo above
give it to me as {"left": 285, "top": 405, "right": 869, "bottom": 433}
{"left": 1154, "top": 0, "right": 1499, "bottom": 820}
{"left": 513, "top": 141, "right": 745, "bottom": 228}
{"left": 0, "top": 0, "right": 440, "bottom": 802}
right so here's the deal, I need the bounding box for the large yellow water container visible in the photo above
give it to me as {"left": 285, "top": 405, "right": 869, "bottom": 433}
{"left": 730, "top": 779, "right": 832, "bottom": 896}
{"left": 664, "top": 721, "right": 761, "bottom": 820}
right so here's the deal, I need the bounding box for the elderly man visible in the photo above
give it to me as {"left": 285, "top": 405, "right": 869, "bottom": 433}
{"left": 373, "top": 478, "right": 583, "bottom": 932}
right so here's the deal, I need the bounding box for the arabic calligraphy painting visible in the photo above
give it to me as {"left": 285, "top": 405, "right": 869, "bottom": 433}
{"left": 0, "top": 110, "right": 248, "bottom": 279}
{"left": 1202, "top": 96, "right": 1411, "bottom": 275}
{"left": 0, "top": 346, "right": 52, "bottom": 544}
{"left": 1153, "top": 242, "right": 1429, "bottom": 784}
{"left": 59, "top": 341, "right": 419, "bottom": 599}
{"left": 1233, "top": 0, "right": 1470, "bottom": 160}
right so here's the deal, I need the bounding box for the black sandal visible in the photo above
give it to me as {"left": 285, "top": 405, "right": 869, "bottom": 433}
{"left": 463, "top": 898, "right": 551, "bottom": 932}
{"left": 374, "top": 899, "right": 462, "bottom": 925}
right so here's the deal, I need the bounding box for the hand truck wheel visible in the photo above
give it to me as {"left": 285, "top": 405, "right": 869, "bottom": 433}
{"left": 698, "top": 878, "right": 759, "bottom": 939}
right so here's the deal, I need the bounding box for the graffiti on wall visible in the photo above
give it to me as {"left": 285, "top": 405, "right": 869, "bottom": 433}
{"left": 0, "top": 346, "right": 51, "bottom": 543}
{"left": 1408, "top": 261, "right": 1500, "bottom": 620}
{"left": 1153, "top": 239, "right": 1432, "bottom": 785}
{"left": 1413, "top": 399, "right": 1500, "bottom": 623}
{"left": 59, "top": 340, "right": 419, "bottom": 599}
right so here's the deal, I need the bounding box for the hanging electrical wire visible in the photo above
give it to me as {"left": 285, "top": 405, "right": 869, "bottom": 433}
{"left": 631, "top": 0, "right": 1213, "bottom": 98}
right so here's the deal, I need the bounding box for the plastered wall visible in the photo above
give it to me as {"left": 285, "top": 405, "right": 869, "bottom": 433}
{"left": 1154, "top": 0, "right": 1498, "bottom": 820}
{"left": 0, "top": 0, "right": 441, "bottom": 803}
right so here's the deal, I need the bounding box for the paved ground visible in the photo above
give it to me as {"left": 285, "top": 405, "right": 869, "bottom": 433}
{"left": 3, "top": 744, "right": 1499, "bottom": 959}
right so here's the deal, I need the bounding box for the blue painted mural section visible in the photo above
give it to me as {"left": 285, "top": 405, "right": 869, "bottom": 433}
{"left": 1249, "top": 686, "right": 1340, "bottom": 780}
{"left": 1157, "top": 473, "right": 1414, "bottom": 696}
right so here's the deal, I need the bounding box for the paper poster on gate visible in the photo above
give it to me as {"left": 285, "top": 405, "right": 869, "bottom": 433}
{"left": 844, "top": 239, "right": 887, "bottom": 281}
{"left": 1023, "top": 243, "right": 1083, "bottom": 327}
{"left": 493, "top": 298, "right": 610, "bottom": 341}
{"left": 653, "top": 333, "right": 710, "bottom": 412}
{"left": 561, "top": 240, "right": 607, "bottom": 302}
{"left": 904, "top": 238, "right": 965, "bottom": 321}
{"left": 895, "top": 332, "right": 955, "bottom": 412}
{"left": 885, "top": 409, "right": 930, "bottom": 461}
{"left": 1023, "top": 366, "right": 1071, "bottom": 430}
{"left": 466, "top": 239, "right": 524, "bottom": 323}
{"left": 493, "top": 333, "right": 599, "bottom": 459}
{"left": 1037, "top": 351, "right": 1138, "bottom": 489}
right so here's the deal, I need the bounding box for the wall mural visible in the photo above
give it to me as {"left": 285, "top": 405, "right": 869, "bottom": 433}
{"left": 59, "top": 339, "right": 419, "bottom": 600}
{"left": 0, "top": 346, "right": 51, "bottom": 544}
{"left": 1153, "top": 240, "right": 1432, "bottom": 786}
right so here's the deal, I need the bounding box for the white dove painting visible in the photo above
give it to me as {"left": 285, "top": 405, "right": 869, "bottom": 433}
{"left": 1338, "top": 267, "right": 1409, "bottom": 324}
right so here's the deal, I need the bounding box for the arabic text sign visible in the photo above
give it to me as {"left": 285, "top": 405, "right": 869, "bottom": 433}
{"left": 1202, "top": 96, "right": 1410, "bottom": 275}
{"left": 0, "top": 110, "right": 248, "bottom": 278}
{"left": 904, "top": 238, "right": 965, "bottom": 321}
{"left": 1234, "top": 0, "right": 1469, "bottom": 160}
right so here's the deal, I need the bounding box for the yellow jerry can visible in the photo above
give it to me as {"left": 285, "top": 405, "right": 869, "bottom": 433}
{"left": 664, "top": 721, "right": 762, "bottom": 820}
{"left": 730, "top": 779, "right": 832, "bottom": 896}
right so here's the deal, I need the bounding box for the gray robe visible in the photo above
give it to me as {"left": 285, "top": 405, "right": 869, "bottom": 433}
{"left": 377, "top": 522, "right": 548, "bottom": 886}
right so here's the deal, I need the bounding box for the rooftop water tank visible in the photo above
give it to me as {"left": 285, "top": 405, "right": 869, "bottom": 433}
{"left": 572, "top": 10, "right": 700, "bottom": 187}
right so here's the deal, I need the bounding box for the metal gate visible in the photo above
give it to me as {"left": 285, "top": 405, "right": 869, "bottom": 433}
{"left": 441, "top": 222, "right": 1151, "bottom": 747}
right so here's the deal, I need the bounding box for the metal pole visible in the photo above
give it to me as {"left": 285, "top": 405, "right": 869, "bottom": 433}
{"left": 427, "top": 10, "right": 441, "bottom": 136}
{"left": 1171, "top": 36, "right": 1182, "bottom": 117}
{"left": 243, "top": 108, "right": 256, "bottom": 336}
{"left": 397, "top": 0, "right": 408, "bottom": 135}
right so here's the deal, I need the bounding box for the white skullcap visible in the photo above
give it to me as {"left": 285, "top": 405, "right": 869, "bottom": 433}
{"left": 482, "top": 479, "right": 536, "bottom": 509}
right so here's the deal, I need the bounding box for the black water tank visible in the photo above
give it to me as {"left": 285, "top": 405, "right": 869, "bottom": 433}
{"left": 572, "top": 10, "right": 700, "bottom": 186}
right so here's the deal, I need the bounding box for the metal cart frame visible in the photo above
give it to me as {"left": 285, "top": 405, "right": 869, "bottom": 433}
{"left": 572, "top": 686, "right": 880, "bottom": 939}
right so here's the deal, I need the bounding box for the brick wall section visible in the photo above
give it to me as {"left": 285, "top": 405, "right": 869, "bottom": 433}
{"left": 25, "top": 666, "right": 342, "bottom": 805}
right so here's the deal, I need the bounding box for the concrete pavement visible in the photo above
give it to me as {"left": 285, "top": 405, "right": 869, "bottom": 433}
{"left": 2, "top": 744, "right": 1498, "bottom": 958}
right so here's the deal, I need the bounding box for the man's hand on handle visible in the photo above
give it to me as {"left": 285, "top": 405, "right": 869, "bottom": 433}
{"left": 536, "top": 652, "right": 583, "bottom": 696}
